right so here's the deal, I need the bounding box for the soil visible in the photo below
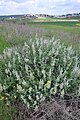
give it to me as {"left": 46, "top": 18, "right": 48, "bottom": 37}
{"left": 14, "top": 94, "right": 80, "bottom": 120}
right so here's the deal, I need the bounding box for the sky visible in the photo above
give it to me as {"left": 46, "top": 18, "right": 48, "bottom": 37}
{"left": 0, "top": 0, "right": 80, "bottom": 15}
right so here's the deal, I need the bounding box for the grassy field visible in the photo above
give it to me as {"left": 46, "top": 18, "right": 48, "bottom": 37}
{"left": 28, "top": 18, "right": 80, "bottom": 32}
{"left": 0, "top": 18, "right": 80, "bottom": 120}
{"left": 32, "top": 21, "right": 79, "bottom": 27}
{"left": 28, "top": 18, "right": 80, "bottom": 48}
{"left": 0, "top": 35, "right": 10, "bottom": 53}
{"left": 0, "top": 18, "right": 80, "bottom": 54}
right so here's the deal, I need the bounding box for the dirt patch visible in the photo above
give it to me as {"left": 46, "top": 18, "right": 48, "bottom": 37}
{"left": 14, "top": 94, "right": 80, "bottom": 120}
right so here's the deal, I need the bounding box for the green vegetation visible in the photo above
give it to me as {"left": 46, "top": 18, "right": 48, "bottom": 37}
{"left": 30, "top": 21, "right": 79, "bottom": 27}
{"left": 0, "top": 36, "right": 10, "bottom": 53}
{"left": 0, "top": 18, "right": 80, "bottom": 119}
{"left": 0, "top": 100, "right": 16, "bottom": 120}
{"left": 0, "top": 37, "right": 80, "bottom": 111}
{"left": 28, "top": 19, "right": 80, "bottom": 33}
{"left": 28, "top": 18, "right": 80, "bottom": 48}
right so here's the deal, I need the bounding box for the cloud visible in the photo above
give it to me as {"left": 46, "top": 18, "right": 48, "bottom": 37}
{"left": 0, "top": 0, "right": 80, "bottom": 15}
{"left": 0, "top": 0, "right": 34, "bottom": 15}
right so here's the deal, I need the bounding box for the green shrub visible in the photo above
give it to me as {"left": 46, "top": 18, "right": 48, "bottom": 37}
{"left": 0, "top": 36, "right": 80, "bottom": 110}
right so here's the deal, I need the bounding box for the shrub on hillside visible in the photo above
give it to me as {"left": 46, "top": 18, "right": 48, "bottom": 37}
{"left": 0, "top": 36, "right": 80, "bottom": 110}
